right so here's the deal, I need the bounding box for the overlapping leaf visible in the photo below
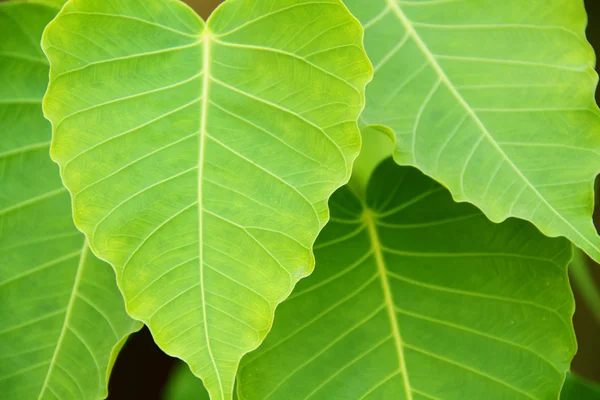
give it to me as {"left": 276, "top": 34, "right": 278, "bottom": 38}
{"left": 561, "top": 373, "right": 600, "bottom": 400}
{"left": 345, "top": 0, "right": 600, "bottom": 262}
{"left": 569, "top": 248, "right": 600, "bottom": 324}
{"left": 0, "top": 1, "right": 140, "bottom": 399}
{"left": 239, "top": 159, "right": 576, "bottom": 399}
{"left": 164, "top": 363, "right": 210, "bottom": 400}
{"left": 42, "top": 0, "right": 372, "bottom": 398}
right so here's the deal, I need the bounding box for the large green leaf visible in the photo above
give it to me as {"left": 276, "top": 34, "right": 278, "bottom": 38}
{"left": 561, "top": 373, "right": 600, "bottom": 400}
{"left": 41, "top": 0, "right": 372, "bottom": 398}
{"left": 344, "top": 0, "right": 600, "bottom": 263}
{"left": 0, "top": 1, "right": 140, "bottom": 399}
{"left": 238, "top": 157, "right": 576, "bottom": 399}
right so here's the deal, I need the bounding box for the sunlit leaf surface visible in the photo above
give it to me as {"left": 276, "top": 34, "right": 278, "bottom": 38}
{"left": 42, "top": 0, "right": 372, "bottom": 398}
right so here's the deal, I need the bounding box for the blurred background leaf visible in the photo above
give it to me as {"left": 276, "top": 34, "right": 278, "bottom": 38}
{"left": 561, "top": 373, "right": 600, "bottom": 399}
{"left": 163, "top": 363, "right": 209, "bottom": 400}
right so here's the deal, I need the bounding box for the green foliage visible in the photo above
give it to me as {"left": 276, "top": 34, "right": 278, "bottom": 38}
{"left": 570, "top": 248, "right": 600, "bottom": 324}
{"left": 238, "top": 155, "right": 575, "bottom": 399}
{"left": 561, "top": 374, "right": 600, "bottom": 400}
{"left": 345, "top": 0, "right": 600, "bottom": 263}
{"left": 164, "top": 363, "right": 210, "bottom": 400}
{"left": 0, "top": 1, "right": 140, "bottom": 399}
{"left": 41, "top": 0, "right": 371, "bottom": 397}
{"left": 2, "top": 0, "right": 599, "bottom": 398}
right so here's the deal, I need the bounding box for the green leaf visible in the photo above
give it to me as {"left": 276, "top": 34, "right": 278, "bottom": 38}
{"left": 238, "top": 156, "right": 576, "bottom": 399}
{"left": 561, "top": 373, "right": 600, "bottom": 400}
{"left": 164, "top": 363, "right": 210, "bottom": 400}
{"left": 0, "top": 1, "right": 141, "bottom": 399}
{"left": 569, "top": 248, "right": 600, "bottom": 324}
{"left": 41, "top": 0, "right": 372, "bottom": 398}
{"left": 344, "top": 0, "right": 600, "bottom": 263}
{"left": 163, "top": 363, "right": 243, "bottom": 400}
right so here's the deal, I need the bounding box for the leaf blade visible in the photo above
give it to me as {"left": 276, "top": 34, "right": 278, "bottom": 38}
{"left": 0, "top": 2, "right": 141, "bottom": 399}
{"left": 238, "top": 157, "right": 576, "bottom": 399}
{"left": 41, "top": 0, "right": 372, "bottom": 398}
{"left": 346, "top": 0, "right": 600, "bottom": 262}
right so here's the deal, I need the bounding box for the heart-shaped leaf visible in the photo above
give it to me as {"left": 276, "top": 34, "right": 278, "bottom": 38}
{"left": 42, "top": 0, "right": 372, "bottom": 398}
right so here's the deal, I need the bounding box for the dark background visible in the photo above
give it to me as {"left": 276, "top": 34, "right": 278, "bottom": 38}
{"left": 1, "top": 0, "right": 597, "bottom": 397}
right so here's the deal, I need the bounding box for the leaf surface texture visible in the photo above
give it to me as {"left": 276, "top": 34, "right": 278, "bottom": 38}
{"left": 0, "top": 1, "right": 140, "bottom": 399}
{"left": 345, "top": 0, "right": 600, "bottom": 262}
{"left": 42, "top": 0, "right": 372, "bottom": 398}
{"left": 239, "top": 159, "right": 576, "bottom": 400}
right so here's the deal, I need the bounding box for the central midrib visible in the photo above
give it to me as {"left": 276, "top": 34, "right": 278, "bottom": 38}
{"left": 363, "top": 209, "right": 413, "bottom": 399}
{"left": 198, "top": 30, "right": 223, "bottom": 399}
